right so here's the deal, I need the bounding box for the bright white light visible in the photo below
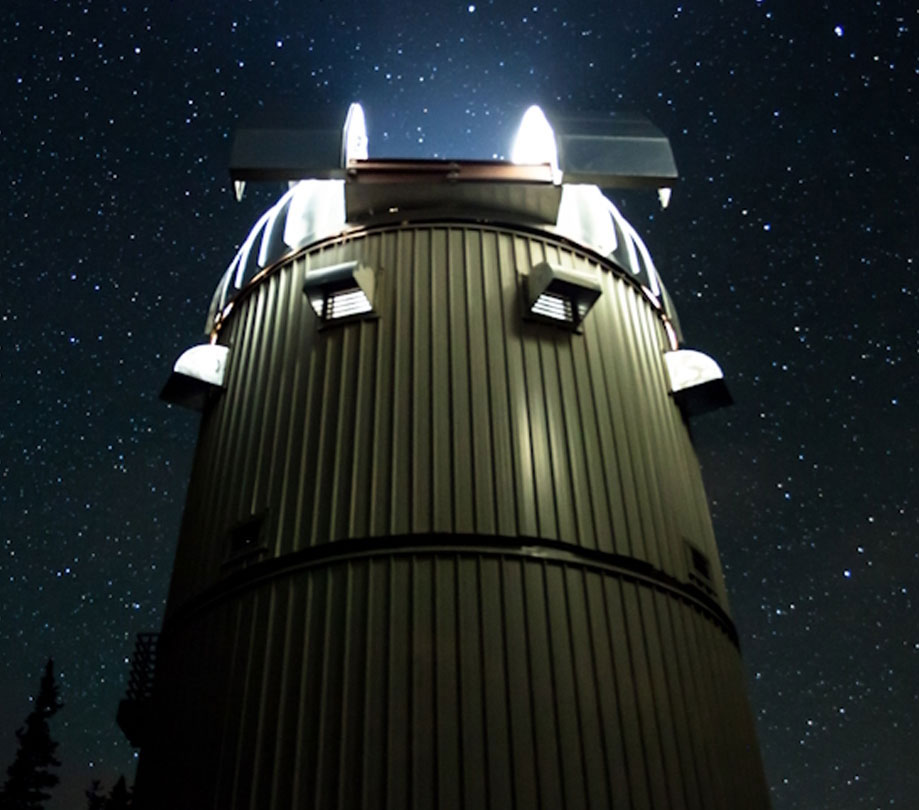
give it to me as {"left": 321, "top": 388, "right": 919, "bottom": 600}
{"left": 511, "top": 105, "right": 559, "bottom": 179}
{"left": 343, "top": 102, "right": 368, "bottom": 163}
{"left": 531, "top": 292, "right": 573, "bottom": 322}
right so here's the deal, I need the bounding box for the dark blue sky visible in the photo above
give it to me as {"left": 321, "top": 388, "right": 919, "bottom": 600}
{"left": 1, "top": 1, "right": 916, "bottom": 807}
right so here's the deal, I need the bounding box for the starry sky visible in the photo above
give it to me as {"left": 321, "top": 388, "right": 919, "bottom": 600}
{"left": 0, "top": 1, "right": 916, "bottom": 807}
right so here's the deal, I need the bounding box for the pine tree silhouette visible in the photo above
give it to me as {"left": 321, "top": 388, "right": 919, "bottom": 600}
{"left": 106, "top": 775, "right": 132, "bottom": 809}
{"left": 84, "top": 779, "right": 106, "bottom": 810}
{"left": 0, "top": 659, "right": 64, "bottom": 809}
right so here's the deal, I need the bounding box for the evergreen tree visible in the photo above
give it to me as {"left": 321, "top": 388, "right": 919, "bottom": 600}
{"left": 106, "top": 775, "right": 132, "bottom": 810}
{"left": 0, "top": 659, "right": 64, "bottom": 809}
{"left": 85, "top": 779, "right": 106, "bottom": 810}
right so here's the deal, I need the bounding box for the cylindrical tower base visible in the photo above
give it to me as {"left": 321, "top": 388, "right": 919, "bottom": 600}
{"left": 138, "top": 542, "right": 767, "bottom": 809}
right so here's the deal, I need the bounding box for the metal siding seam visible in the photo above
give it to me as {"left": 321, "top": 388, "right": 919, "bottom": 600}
{"left": 564, "top": 566, "right": 612, "bottom": 810}
{"left": 501, "top": 233, "right": 536, "bottom": 537}
{"left": 288, "top": 308, "right": 321, "bottom": 553}
{"left": 608, "top": 577, "right": 657, "bottom": 810}
{"left": 636, "top": 585, "right": 689, "bottom": 809}
{"left": 466, "top": 230, "right": 496, "bottom": 535}
{"left": 262, "top": 258, "right": 298, "bottom": 533}
{"left": 583, "top": 570, "right": 633, "bottom": 809}
{"left": 654, "top": 592, "right": 708, "bottom": 810}
{"left": 622, "top": 282, "right": 670, "bottom": 570}
{"left": 238, "top": 282, "right": 275, "bottom": 531}
{"left": 639, "top": 297, "right": 686, "bottom": 579}
{"left": 412, "top": 229, "right": 433, "bottom": 534}
{"left": 307, "top": 326, "right": 340, "bottom": 546}
{"left": 481, "top": 229, "right": 517, "bottom": 537}
{"left": 429, "top": 558, "right": 443, "bottom": 810}
{"left": 689, "top": 611, "right": 734, "bottom": 804}
{"left": 345, "top": 238, "right": 374, "bottom": 538}
{"left": 434, "top": 556, "right": 461, "bottom": 810}
{"left": 480, "top": 557, "right": 514, "bottom": 808}
{"left": 247, "top": 584, "right": 281, "bottom": 808}
{"left": 268, "top": 578, "right": 298, "bottom": 809}
{"left": 629, "top": 295, "right": 677, "bottom": 576}
{"left": 367, "top": 233, "right": 394, "bottom": 536}
{"left": 556, "top": 326, "right": 598, "bottom": 550}
{"left": 524, "top": 560, "right": 564, "bottom": 808}
{"left": 702, "top": 618, "right": 746, "bottom": 802}
{"left": 458, "top": 556, "right": 487, "bottom": 807}
{"left": 290, "top": 572, "right": 316, "bottom": 808}
{"left": 414, "top": 557, "right": 437, "bottom": 809}
{"left": 474, "top": 558, "right": 495, "bottom": 808}
{"left": 346, "top": 320, "right": 368, "bottom": 537}
{"left": 359, "top": 560, "right": 382, "bottom": 809}
{"left": 593, "top": 277, "right": 645, "bottom": 562}
{"left": 514, "top": 233, "right": 550, "bottom": 537}
{"left": 227, "top": 593, "right": 259, "bottom": 809}
{"left": 532, "top": 238, "right": 573, "bottom": 541}
{"left": 335, "top": 563, "right": 354, "bottom": 810}
{"left": 570, "top": 320, "right": 614, "bottom": 553}
{"left": 580, "top": 298, "right": 631, "bottom": 558}
{"left": 329, "top": 325, "right": 358, "bottom": 541}
{"left": 690, "top": 604, "right": 733, "bottom": 807}
{"left": 312, "top": 566, "right": 337, "bottom": 806}
{"left": 623, "top": 577, "right": 676, "bottom": 809}
{"left": 449, "top": 229, "right": 474, "bottom": 534}
{"left": 387, "top": 558, "right": 410, "bottom": 809}
{"left": 450, "top": 557, "right": 468, "bottom": 809}
{"left": 549, "top": 564, "right": 591, "bottom": 809}
{"left": 543, "top": 332, "right": 579, "bottom": 543}
{"left": 345, "top": 563, "right": 372, "bottom": 808}
{"left": 430, "top": 229, "right": 453, "bottom": 533}
{"left": 612, "top": 282, "right": 660, "bottom": 568}
{"left": 305, "top": 568, "right": 331, "bottom": 802}
{"left": 275, "top": 257, "right": 308, "bottom": 557}
{"left": 498, "top": 560, "right": 537, "bottom": 809}
{"left": 250, "top": 273, "right": 282, "bottom": 516}
{"left": 665, "top": 598, "right": 721, "bottom": 810}
{"left": 522, "top": 316, "right": 556, "bottom": 537}
{"left": 390, "top": 230, "right": 413, "bottom": 536}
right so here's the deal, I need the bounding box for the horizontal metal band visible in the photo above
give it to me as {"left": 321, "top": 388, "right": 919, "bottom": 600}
{"left": 163, "top": 534, "right": 740, "bottom": 648}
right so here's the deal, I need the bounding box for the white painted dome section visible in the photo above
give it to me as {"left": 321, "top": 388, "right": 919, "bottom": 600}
{"left": 206, "top": 179, "right": 663, "bottom": 334}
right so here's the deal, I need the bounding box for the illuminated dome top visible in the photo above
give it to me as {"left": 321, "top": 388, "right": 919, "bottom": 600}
{"left": 206, "top": 180, "right": 668, "bottom": 334}
{"left": 205, "top": 103, "right": 680, "bottom": 335}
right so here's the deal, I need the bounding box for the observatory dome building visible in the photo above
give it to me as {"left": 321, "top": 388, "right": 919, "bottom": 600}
{"left": 121, "top": 104, "right": 770, "bottom": 809}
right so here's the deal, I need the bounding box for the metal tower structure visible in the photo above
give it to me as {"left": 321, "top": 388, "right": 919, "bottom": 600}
{"left": 121, "top": 103, "right": 770, "bottom": 809}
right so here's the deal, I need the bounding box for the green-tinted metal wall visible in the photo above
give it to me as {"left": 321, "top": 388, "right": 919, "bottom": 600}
{"left": 137, "top": 222, "right": 770, "bottom": 808}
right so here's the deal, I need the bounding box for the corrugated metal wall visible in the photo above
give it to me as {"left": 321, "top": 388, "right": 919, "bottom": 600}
{"left": 166, "top": 224, "right": 728, "bottom": 613}
{"left": 139, "top": 222, "right": 769, "bottom": 808}
{"left": 144, "top": 555, "right": 768, "bottom": 810}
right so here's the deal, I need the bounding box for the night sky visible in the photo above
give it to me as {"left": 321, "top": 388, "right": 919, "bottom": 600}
{"left": 1, "top": 1, "right": 916, "bottom": 807}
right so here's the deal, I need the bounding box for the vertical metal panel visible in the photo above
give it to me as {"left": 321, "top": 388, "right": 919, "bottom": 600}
{"left": 143, "top": 556, "right": 769, "bottom": 809}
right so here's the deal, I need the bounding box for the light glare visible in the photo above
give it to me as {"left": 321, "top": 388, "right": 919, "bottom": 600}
{"left": 343, "top": 102, "right": 368, "bottom": 163}
{"left": 511, "top": 105, "right": 559, "bottom": 179}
